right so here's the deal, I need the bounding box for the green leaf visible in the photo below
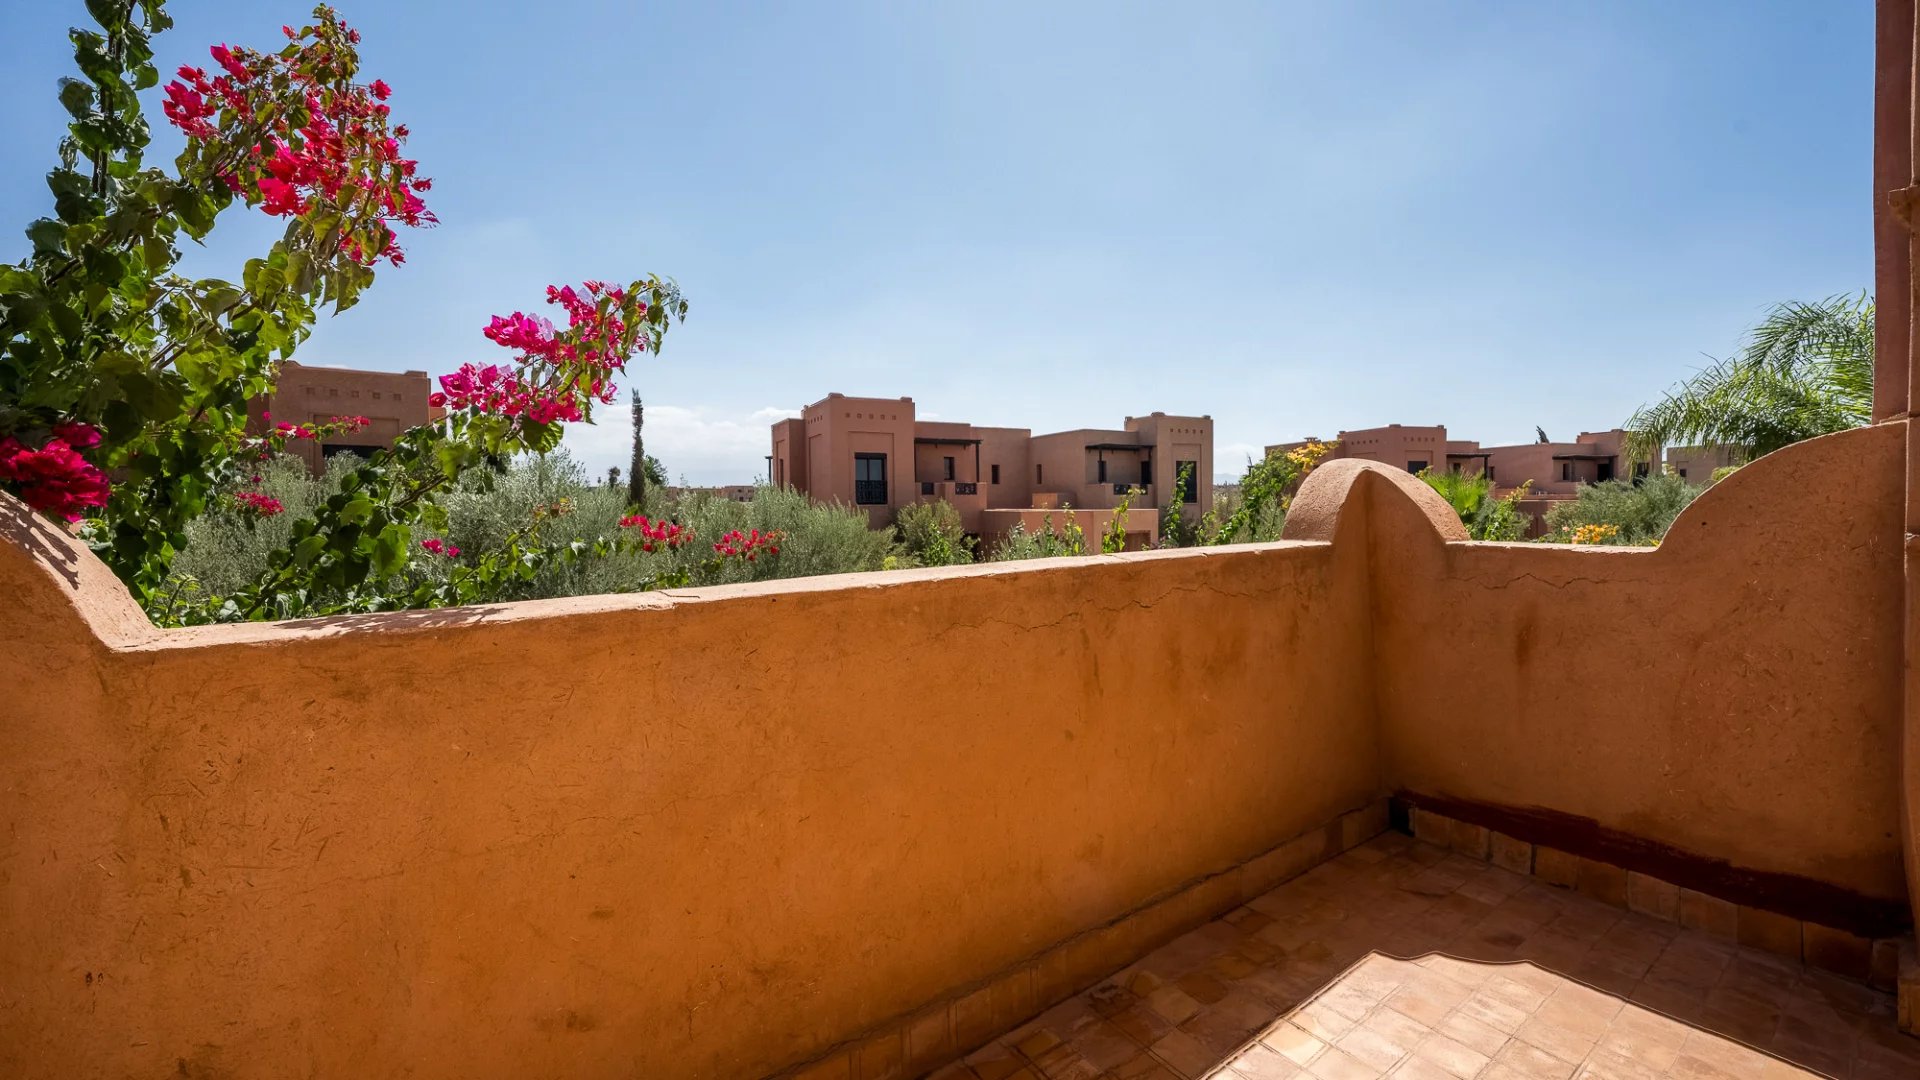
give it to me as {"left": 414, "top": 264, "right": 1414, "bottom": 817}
{"left": 25, "top": 219, "right": 66, "bottom": 257}
{"left": 292, "top": 535, "right": 327, "bottom": 568}
{"left": 57, "top": 78, "right": 94, "bottom": 120}
{"left": 338, "top": 496, "right": 374, "bottom": 525}
{"left": 372, "top": 524, "right": 409, "bottom": 576}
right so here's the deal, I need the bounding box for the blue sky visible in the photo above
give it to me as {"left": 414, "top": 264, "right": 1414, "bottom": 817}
{"left": 1, "top": 1, "right": 1872, "bottom": 483}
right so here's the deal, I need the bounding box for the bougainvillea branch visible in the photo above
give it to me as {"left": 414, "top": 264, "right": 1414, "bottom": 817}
{"left": 0, "top": 2, "right": 702, "bottom": 625}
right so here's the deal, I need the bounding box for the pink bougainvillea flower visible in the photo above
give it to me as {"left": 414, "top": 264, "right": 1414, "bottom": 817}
{"left": 482, "top": 313, "right": 556, "bottom": 355}
{"left": 209, "top": 43, "right": 251, "bottom": 82}
{"left": 49, "top": 421, "right": 102, "bottom": 449}
{"left": 231, "top": 491, "right": 285, "bottom": 517}
{"left": 256, "top": 176, "right": 308, "bottom": 217}
{"left": 0, "top": 434, "right": 111, "bottom": 522}
{"left": 420, "top": 538, "right": 460, "bottom": 558}
{"left": 618, "top": 514, "right": 691, "bottom": 552}
{"left": 160, "top": 15, "right": 433, "bottom": 267}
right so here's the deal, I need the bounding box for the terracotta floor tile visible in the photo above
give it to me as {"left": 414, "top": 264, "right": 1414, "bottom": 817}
{"left": 1511, "top": 1017, "right": 1596, "bottom": 1066}
{"left": 1262, "top": 1022, "right": 1329, "bottom": 1067}
{"left": 1490, "top": 1039, "right": 1576, "bottom": 1080}
{"left": 922, "top": 840, "right": 1903, "bottom": 1080}
{"left": 1149, "top": 1029, "right": 1220, "bottom": 1077}
{"left": 1304, "top": 1046, "right": 1384, "bottom": 1080}
{"left": 1110, "top": 1053, "right": 1185, "bottom": 1080}
{"left": 1147, "top": 985, "right": 1207, "bottom": 1026}
{"left": 1568, "top": 1046, "right": 1663, "bottom": 1080}
{"left": 1435, "top": 1010, "right": 1511, "bottom": 1057}
{"left": 1334, "top": 1025, "right": 1412, "bottom": 1073}
{"left": 1457, "top": 991, "right": 1532, "bottom": 1034}
{"left": 1029, "top": 1047, "right": 1102, "bottom": 1080}
{"left": 1065, "top": 1019, "right": 1143, "bottom": 1070}
{"left": 1222, "top": 1042, "right": 1303, "bottom": 1079}
{"left": 1382, "top": 985, "right": 1455, "bottom": 1028}
{"left": 1385, "top": 1058, "right": 1457, "bottom": 1080}
{"left": 1410, "top": 1033, "right": 1491, "bottom": 1078}
{"left": 1112, "top": 1002, "right": 1177, "bottom": 1047}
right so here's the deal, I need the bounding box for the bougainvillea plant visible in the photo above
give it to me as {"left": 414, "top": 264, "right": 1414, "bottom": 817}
{"left": 0, "top": 2, "right": 713, "bottom": 624}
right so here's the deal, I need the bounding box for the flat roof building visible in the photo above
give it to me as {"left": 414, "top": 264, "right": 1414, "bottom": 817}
{"left": 771, "top": 394, "right": 1211, "bottom": 547}
{"left": 1269, "top": 423, "right": 1726, "bottom": 536}
{"left": 248, "top": 361, "right": 434, "bottom": 472}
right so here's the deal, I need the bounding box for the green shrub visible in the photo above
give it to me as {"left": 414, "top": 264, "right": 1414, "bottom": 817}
{"left": 894, "top": 500, "right": 976, "bottom": 566}
{"left": 671, "top": 485, "right": 898, "bottom": 582}
{"left": 1419, "top": 469, "right": 1530, "bottom": 542}
{"left": 989, "top": 513, "right": 1089, "bottom": 561}
{"left": 1541, "top": 474, "right": 1701, "bottom": 546}
{"left": 161, "top": 452, "right": 901, "bottom": 606}
{"left": 162, "top": 453, "right": 365, "bottom": 601}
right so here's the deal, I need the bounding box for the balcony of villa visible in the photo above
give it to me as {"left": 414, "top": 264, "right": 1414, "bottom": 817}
{"left": 912, "top": 477, "right": 991, "bottom": 531}
{"left": 3, "top": 422, "right": 1918, "bottom": 1080}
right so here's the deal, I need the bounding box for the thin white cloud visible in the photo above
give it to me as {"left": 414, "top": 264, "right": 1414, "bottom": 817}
{"left": 561, "top": 404, "right": 773, "bottom": 486}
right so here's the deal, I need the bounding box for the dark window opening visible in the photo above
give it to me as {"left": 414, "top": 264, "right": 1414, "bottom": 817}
{"left": 1560, "top": 462, "right": 1574, "bottom": 482}
{"left": 991, "top": 463, "right": 1001, "bottom": 485}
{"left": 1597, "top": 461, "right": 1615, "bottom": 483}
{"left": 943, "top": 455, "right": 955, "bottom": 481}
{"left": 1140, "top": 460, "right": 1152, "bottom": 487}
{"left": 1175, "top": 461, "right": 1199, "bottom": 504}
{"left": 1097, "top": 458, "right": 1108, "bottom": 483}
{"left": 1678, "top": 468, "right": 1688, "bottom": 479}
{"left": 1036, "top": 463, "right": 1043, "bottom": 484}
{"left": 855, "top": 453, "right": 888, "bottom": 505}
{"left": 321, "top": 443, "right": 382, "bottom": 460}
{"left": 1407, "top": 460, "right": 1427, "bottom": 473}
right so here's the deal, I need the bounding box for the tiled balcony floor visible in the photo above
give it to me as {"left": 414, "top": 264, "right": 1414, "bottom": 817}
{"left": 929, "top": 833, "right": 1919, "bottom": 1080}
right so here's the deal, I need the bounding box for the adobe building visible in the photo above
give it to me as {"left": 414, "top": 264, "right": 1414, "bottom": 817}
{"left": 771, "top": 394, "right": 1210, "bottom": 547}
{"left": 1269, "top": 423, "right": 1722, "bottom": 536}
{"left": 247, "top": 361, "right": 434, "bottom": 473}
{"left": 671, "top": 485, "right": 757, "bottom": 503}
{"left": 1664, "top": 444, "right": 1743, "bottom": 483}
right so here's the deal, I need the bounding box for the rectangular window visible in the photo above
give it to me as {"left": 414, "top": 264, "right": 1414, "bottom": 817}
{"left": 854, "top": 453, "right": 888, "bottom": 505}
{"left": 1487, "top": 465, "right": 1496, "bottom": 482}
{"left": 943, "top": 455, "right": 955, "bottom": 481}
{"left": 1406, "top": 460, "right": 1427, "bottom": 473}
{"left": 1140, "top": 460, "right": 1152, "bottom": 487}
{"left": 1678, "top": 468, "right": 1688, "bottom": 479}
{"left": 991, "top": 464, "right": 1000, "bottom": 485}
{"left": 1037, "top": 463, "right": 1043, "bottom": 484}
{"left": 1597, "top": 461, "right": 1615, "bottom": 483}
{"left": 1097, "top": 458, "right": 1108, "bottom": 483}
{"left": 1175, "top": 461, "right": 1199, "bottom": 504}
{"left": 1561, "top": 462, "right": 1574, "bottom": 482}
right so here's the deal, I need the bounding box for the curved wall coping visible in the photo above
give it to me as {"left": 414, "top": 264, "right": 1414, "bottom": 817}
{"left": 0, "top": 489, "right": 1334, "bottom": 653}
{"left": 1, "top": 420, "right": 1898, "bottom": 653}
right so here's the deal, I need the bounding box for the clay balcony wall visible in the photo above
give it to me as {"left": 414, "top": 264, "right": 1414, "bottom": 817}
{"left": 0, "top": 421, "right": 1911, "bottom": 1079}
{"left": 906, "top": 481, "right": 990, "bottom": 531}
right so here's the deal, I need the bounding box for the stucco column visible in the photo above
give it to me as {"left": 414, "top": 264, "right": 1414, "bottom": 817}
{"left": 1880, "top": 0, "right": 1914, "bottom": 421}
{"left": 1890, "top": 0, "right": 1920, "bottom": 972}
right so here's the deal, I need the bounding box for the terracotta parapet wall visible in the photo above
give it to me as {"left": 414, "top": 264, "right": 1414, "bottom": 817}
{"left": 1284, "top": 424, "right": 1910, "bottom": 933}
{"left": 1, "top": 421, "right": 1911, "bottom": 1078}
{"left": 0, "top": 506, "right": 1380, "bottom": 1079}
